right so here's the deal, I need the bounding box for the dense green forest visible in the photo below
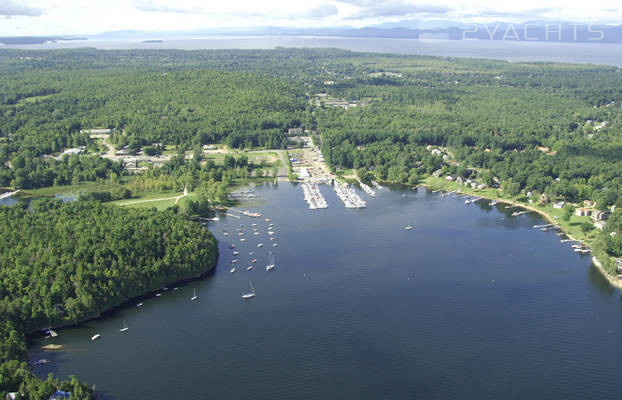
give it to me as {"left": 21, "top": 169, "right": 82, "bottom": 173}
{"left": 0, "top": 200, "right": 218, "bottom": 398}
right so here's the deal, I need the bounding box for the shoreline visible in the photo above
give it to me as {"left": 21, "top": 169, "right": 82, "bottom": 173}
{"left": 414, "top": 179, "right": 621, "bottom": 290}
{"left": 27, "top": 262, "right": 217, "bottom": 337}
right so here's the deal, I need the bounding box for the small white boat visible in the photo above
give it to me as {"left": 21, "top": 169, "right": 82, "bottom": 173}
{"left": 91, "top": 334, "right": 100, "bottom": 341}
{"left": 272, "top": 243, "right": 278, "bottom": 247}
{"left": 136, "top": 302, "right": 143, "bottom": 307}
{"left": 257, "top": 243, "right": 263, "bottom": 248}
{"left": 270, "top": 237, "right": 276, "bottom": 241}
{"left": 405, "top": 226, "right": 413, "bottom": 230}
{"left": 191, "top": 288, "right": 198, "bottom": 301}
{"left": 232, "top": 259, "right": 238, "bottom": 263}
{"left": 233, "top": 251, "right": 239, "bottom": 255}
{"left": 266, "top": 252, "right": 275, "bottom": 271}
{"left": 242, "top": 280, "right": 256, "bottom": 299}
{"left": 230, "top": 267, "right": 236, "bottom": 273}
{"left": 240, "top": 238, "right": 246, "bottom": 242}
{"left": 120, "top": 321, "right": 129, "bottom": 332}
{"left": 155, "top": 293, "right": 162, "bottom": 297}
{"left": 247, "top": 265, "right": 253, "bottom": 271}
{"left": 44, "top": 328, "right": 58, "bottom": 338}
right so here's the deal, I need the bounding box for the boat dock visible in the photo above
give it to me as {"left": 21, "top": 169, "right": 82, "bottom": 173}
{"left": 229, "top": 208, "right": 261, "bottom": 218}
{"left": 334, "top": 181, "right": 366, "bottom": 208}
{"left": 302, "top": 182, "right": 328, "bottom": 210}
{"left": 371, "top": 181, "right": 384, "bottom": 190}
{"left": 358, "top": 180, "right": 377, "bottom": 197}
{"left": 533, "top": 223, "right": 556, "bottom": 229}
{"left": 512, "top": 210, "right": 532, "bottom": 216}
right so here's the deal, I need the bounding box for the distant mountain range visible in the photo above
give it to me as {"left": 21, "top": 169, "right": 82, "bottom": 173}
{"left": 3, "top": 21, "right": 622, "bottom": 45}
{"left": 94, "top": 21, "right": 622, "bottom": 44}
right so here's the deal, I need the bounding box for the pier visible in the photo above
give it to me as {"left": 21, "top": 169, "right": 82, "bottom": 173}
{"left": 334, "top": 181, "right": 366, "bottom": 208}
{"left": 358, "top": 180, "right": 377, "bottom": 197}
{"left": 301, "top": 182, "right": 328, "bottom": 210}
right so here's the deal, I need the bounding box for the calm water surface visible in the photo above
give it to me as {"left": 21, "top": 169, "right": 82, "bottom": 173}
{"left": 31, "top": 183, "right": 622, "bottom": 399}
{"left": 4, "top": 36, "right": 622, "bottom": 66}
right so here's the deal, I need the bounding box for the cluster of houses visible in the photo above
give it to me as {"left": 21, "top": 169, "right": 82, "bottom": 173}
{"left": 575, "top": 203, "right": 611, "bottom": 229}
{"left": 445, "top": 174, "right": 489, "bottom": 190}
{"left": 554, "top": 199, "right": 613, "bottom": 230}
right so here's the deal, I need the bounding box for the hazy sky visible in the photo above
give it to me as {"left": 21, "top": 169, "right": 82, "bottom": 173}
{"left": 1, "top": 0, "right": 621, "bottom": 36}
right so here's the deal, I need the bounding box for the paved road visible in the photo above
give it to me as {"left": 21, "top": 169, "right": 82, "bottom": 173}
{"left": 276, "top": 150, "right": 289, "bottom": 181}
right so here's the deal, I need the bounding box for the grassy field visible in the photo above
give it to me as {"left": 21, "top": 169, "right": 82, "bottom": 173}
{"left": 20, "top": 182, "right": 124, "bottom": 198}
{"left": 202, "top": 151, "right": 280, "bottom": 166}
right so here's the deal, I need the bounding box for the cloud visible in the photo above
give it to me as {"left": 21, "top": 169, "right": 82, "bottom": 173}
{"left": 338, "top": 0, "right": 449, "bottom": 19}
{"left": 133, "top": 0, "right": 338, "bottom": 20}
{"left": 0, "top": 0, "right": 43, "bottom": 17}
{"left": 306, "top": 5, "right": 339, "bottom": 18}
{"left": 133, "top": 0, "right": 205, "bottom": 14}
{"left": 467, "top": 7, "right": 556, "bottom": 20}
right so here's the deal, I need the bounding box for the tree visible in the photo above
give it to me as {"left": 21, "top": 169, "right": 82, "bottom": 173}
{"left": 562, "top": 203, "right": 575, "bottom": 221}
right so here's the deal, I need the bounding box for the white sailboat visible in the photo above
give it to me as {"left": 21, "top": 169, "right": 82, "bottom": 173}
{"left": 242, "top": 280, "right": 256, "bottom": 299}
{"left": 191, "top": 288, "right": 198, "bottom": 301}
{"left": 266, "top": 252, "right": 275, "bottom": 271}
{"left": 91, "top": 334, "right": 100, "bottom": 341}
{"left": 120, "top": 320, "right": 129, "bottom": 332}
{"left": 405, "top": 225, "right": 413, "bottom": 230}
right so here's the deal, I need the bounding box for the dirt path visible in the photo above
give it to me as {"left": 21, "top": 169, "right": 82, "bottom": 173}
{"left": 119, "top": 188, "right": 187, "bottom": 206}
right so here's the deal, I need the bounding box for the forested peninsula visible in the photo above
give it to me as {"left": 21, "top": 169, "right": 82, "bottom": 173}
{"left": 0, "top": 200, "right": 217, "bottom": 398}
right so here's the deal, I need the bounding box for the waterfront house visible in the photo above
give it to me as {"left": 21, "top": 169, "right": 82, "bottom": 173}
{"left": 583, "top": 200, "right": 596, "bottom": 207}
{"left": 445, "top": 174, "right": 457, "bottom": 181}
{"left": 594, "top": 221, "right": 607, "bottom": 230}
{"left": 539, "top": 194, "right": 548, "bottom": 203}
{"left": 553, "top": 201, "right": 566, "bottom": 209}
{"left": 575, "top": 207, "right": 592, "bottom": 217}
{"left": 591, "top": 211, "right": 609, "bottom": 221}
{"left": 616, "top": 259, "right": 622, "bottom": 273}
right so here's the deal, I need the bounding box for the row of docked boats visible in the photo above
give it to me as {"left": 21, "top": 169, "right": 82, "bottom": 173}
{"left": 301, "top": 182, "right": 328, "bottom": 209}
{"left": 358, "top": 180, "right": 376, "bottom": 197}
{"left": 333, "top": 181, "right": 366, "bottom": 208}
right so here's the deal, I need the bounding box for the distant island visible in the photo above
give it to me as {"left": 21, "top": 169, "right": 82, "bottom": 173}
{"left": 142, "top": 39, "right": 164, "bottom": 43}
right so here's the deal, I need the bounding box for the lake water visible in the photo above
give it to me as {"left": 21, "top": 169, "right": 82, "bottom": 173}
{"left": 30, "top": 183, "right": 622, "bottom": 399}
{"left": 3, "top": 36, "right": 622, "bottom": 67}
